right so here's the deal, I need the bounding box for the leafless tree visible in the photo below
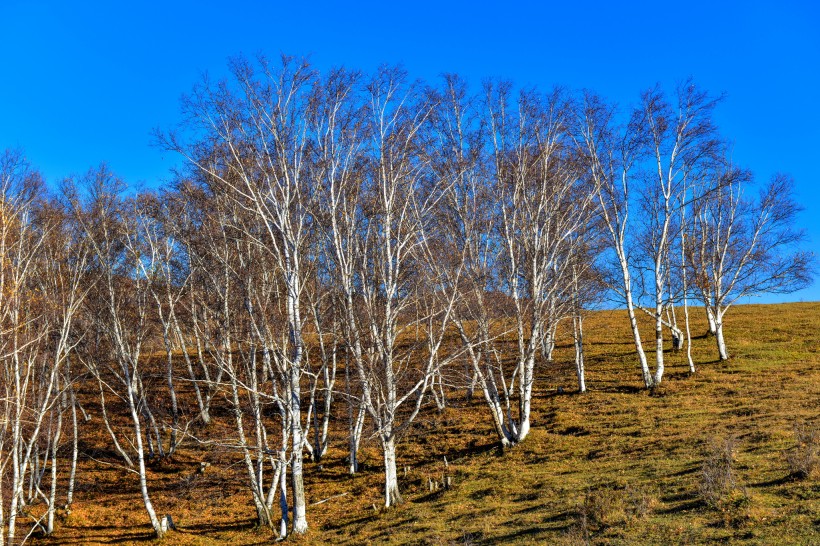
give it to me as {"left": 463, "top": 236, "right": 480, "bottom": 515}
{"left": 487, "top": 83, "right": 594, "bottom": 440}
{"left": 0, "top": 151, "right": 92, "bottom": 542}
{"left": 633, "top": 82, "right": 721, "bottom": 385}
{"left": 321, "top": 66, "right": 450, "bottom": 506}
{"left": 573, "top": 84, "right": 720, "bottom": 388}
{"left": 163, "top": 55, "right": 319, "bottom": 534}
{"left": 67, "top": 166, "right": 169, "bottom": 538}
{"left": 690, "top": 167, "right": 813, "bottom": 360}
{"left": 572, "top": 92, "right": 654, "bottom": 387}
{"left": 307, "top": 66, "right": 369, "bottom": 474}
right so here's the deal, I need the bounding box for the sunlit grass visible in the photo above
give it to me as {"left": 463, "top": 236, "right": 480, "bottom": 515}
{"left": 36, "top": 302, "right": 820, "bottom": 545}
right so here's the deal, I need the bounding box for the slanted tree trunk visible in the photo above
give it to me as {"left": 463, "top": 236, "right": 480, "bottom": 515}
{"left": 349, "top": 406, "right": 365, "bottom": 475}
{"left": 46, "top": 393, "right": 64, "bottom": 535}
{"left": 95, "top": 377, "right": 133, "bottom": 467}
{"left": 714, "top": 311, "right": 729, "bottom": 361}
{"left": 66, "top": 383, "right": 79, "bottom": 512}
{"left": 127, "top": 379, "right": 164, "bottom": 539}
{"left": 344, "top": 352, "right": 365, "bottom": 474}
{"left": 706, "top": 305, "right": 717, "bottom": 336}
{"left": 625, "top": 282, "right": 653, "bottom": 388}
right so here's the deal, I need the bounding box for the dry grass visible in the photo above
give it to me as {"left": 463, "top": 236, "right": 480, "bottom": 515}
{"left": 31, "top": 302, "right": 820, "bottom": 545}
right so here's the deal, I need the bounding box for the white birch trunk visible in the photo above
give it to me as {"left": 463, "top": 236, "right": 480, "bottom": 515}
{"left": 127, "top": 380, "right": 164, "bottom": 538}
{"left": 653, "top": 297, "right": 665, "bottom": 386}
{"left": 715, "top": 311, "right": 729, "bottom": 361}
{"left": 574, "top": 315, "right": 586, "bottom": 393}
{"left": 349, "top": 406, "right": 365, "bottom": 475}
{"left": 278, "top": 458, "right": 289, "bottom": 539}
{"left": 382, "top": 436, "right": 402, "bottom": 508}
{"left": 516, "top": 354, "right": 536, "bottom": 442}
{"left": 46, "top": 399, "right": 63, "bottom": 534}
{"left": 66, "top": 385, "right": 79, "bottom": 510}
{"left": 97, "top": 377, "right": 133, "bottom": 467}
{"left": 706, "top": 306, "right": 717, "bottom": 336}
{"left": 683, "top": 300, "right": 695, "bottom": 373}
{"left": 624, "top": 284, "right": 652, "bottom": 388}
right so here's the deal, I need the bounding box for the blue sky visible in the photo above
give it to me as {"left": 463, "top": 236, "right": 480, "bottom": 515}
{"left": 1, "top": 0, "right": 818, "bottom": 301}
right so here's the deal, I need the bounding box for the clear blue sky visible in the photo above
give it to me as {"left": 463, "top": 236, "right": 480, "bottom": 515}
{"left": 2, "top": 0, "right": 818, "bottom": 302}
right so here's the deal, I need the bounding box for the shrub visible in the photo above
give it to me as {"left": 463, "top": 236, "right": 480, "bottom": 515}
{"left": 623, "top": 484, "right": 655, "bottom": 521}
{"left": 785, "top": 421, "right": 820, "bottom": 479}
{"left": 699, "top": 437, "right": 746, "bottom": 509}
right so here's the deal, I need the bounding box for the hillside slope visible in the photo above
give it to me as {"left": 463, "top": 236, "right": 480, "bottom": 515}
{"left": 36, "top": 302, "right": 820, "bottom": 545}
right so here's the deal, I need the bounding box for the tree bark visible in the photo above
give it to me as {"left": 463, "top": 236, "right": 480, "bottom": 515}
{"left": 66, "top": 384, "right": 79, "bottom": 511}
{"left": 715, "top": 314, "right": 729, "bottom": 361}
{"left": 46, "top": 398, "right": 64, "bottom": 534}
{"left": 706, "top": 306, "right": 717, "bottom": 336}
{"left": 382, "top": 436, "right": 403, "bottom": 507}
{"left": 290, "top": 353, "right": 308, "bottom": 534}
{"left": 622, "top": 263, "right": 653, "bottom": 388}
{"left": 278, "top": 459, "right": 289, "bottom": 538}
{"left": 127, "top": 380, "right": 164, "bottom": 539}
{"left": 574, "top": 315, "right": 586, "bottom": 393}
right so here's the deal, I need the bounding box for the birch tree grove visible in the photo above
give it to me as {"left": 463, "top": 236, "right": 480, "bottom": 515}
{"left": 177, "top": 186, "right": 286, "bottom": 532}
{"left": 431, "top": 76, "right": 514, "bottom": 446}
{"left": 573, "top": 92, "right": 654, "bottom": 388}
{"left": 0, "top": 56, "right": 814, "bottom": 542}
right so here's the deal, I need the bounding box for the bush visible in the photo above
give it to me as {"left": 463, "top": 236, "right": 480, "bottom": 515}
{"left": 785, "top": 421, "right": 819, "bottom": 479}
{"left": 699, "top": 437, "right": 746, "bottom": 509}
{"left": 623, "top": 484, "right": 655, "bottom": 521}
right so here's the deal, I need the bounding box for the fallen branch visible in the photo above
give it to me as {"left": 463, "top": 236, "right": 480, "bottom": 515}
{"left": 310, "top": 492, "right": 349, "bottom": 506}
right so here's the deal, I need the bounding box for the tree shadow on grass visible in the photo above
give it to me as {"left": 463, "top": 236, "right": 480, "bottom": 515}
{"left": 751, "top": 474, "right": 794, "bottom": 487}
{"left": 321, "top": 513, "right": 377, "bottom": 531}
{"left": 656, "top": 491, "right": 705, "bottom": 514}
{"left": 485, "top": 525, "right": 550, "bottom": 544}
{"left": 442, "top": 440, "right": 501, "bottom": 463}
{"left": 56, "top": 525, "right": 156, "bottom": 544}
{"left": 595, "top": 384, "right": 645, "bottom": 395}
{"left": 179, "top": 517, "right": 258, "bottom": 535}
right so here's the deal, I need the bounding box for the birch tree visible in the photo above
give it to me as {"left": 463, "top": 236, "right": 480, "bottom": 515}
{"left": 573, "top": 84, "right": 719, "bottom": 388}
{"left": 308, "top": 67, "right": 370, "bottom": 474}
{"left": 487, "top": 84, "right": 593, "bottom": 440}
{"left": 634, "top": 82, "right": 721, "bottom": 385}
{"left": 573, "top": 92, "right": 654, "bottom": 387}
{"left": 690, "top": 168, "right": 813, "bottom": 360}
{"left": 0, "top": 151, "right": 52, "bottom": 544}
{"left": 164, "top": 55, "right": 317, "bottom": 535}
{"left": 428, "top": 76, "right": 517, "bottom": 447}
{"left": 170, "top": 178, "right": 287, "bottom": 532}
{"left": 322, "top": 66, "right": 448, "bottom": 506}
{"left": 0, "top": 151, "right": 92, "bottom": 542}
{"left": 67, "top": 166, "right": 169, "bottom": 538}
{"left": 34, "top": 199, "right": 90, "bottom": 536}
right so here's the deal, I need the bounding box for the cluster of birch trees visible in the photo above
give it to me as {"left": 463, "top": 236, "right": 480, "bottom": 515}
{"left": 0, "top": 56, "right": 811, "bottom": 542}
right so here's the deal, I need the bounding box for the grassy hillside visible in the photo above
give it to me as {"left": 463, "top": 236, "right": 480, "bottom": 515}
{"left": 36, "top": 302, "right": 820, "bottom": 545}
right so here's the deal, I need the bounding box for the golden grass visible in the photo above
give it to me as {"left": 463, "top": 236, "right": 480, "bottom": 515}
{"left": 33, "top": 302, "right": 820, "bottom": 545}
